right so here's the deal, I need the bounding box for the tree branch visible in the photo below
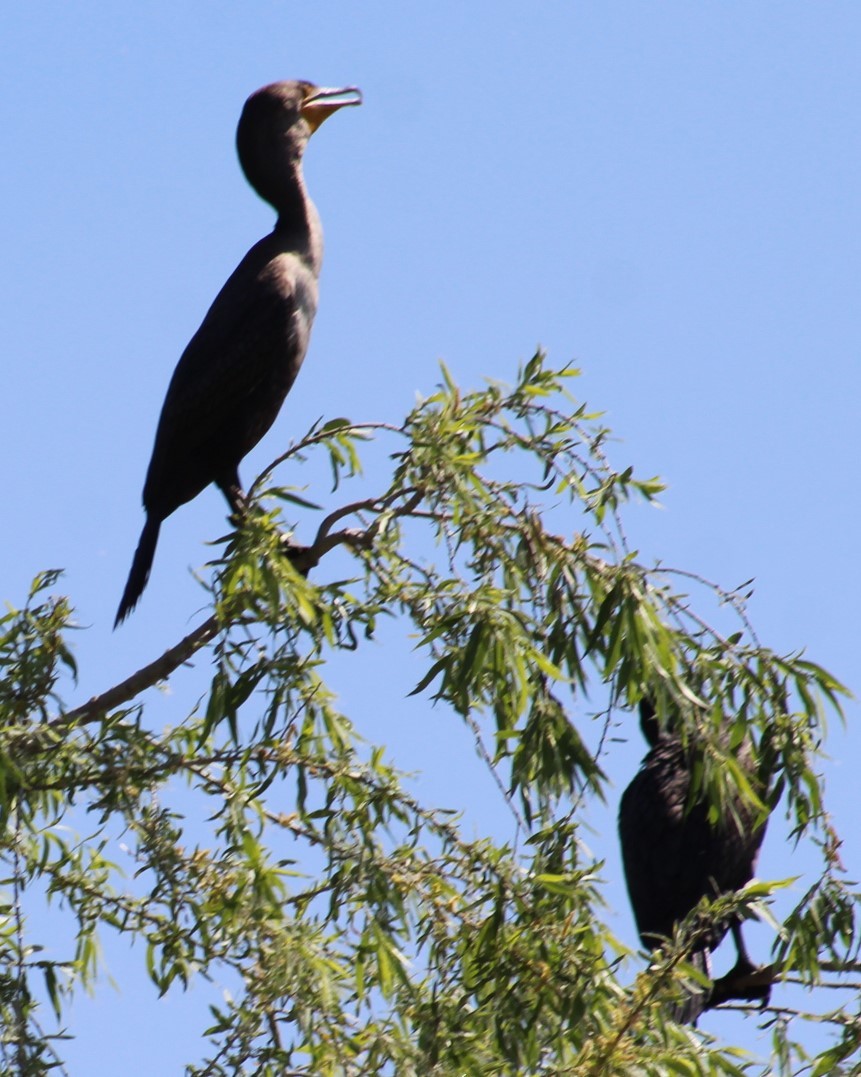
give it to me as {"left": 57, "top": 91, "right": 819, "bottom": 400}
{"left": 58, "top": 488, "right": 427, "bottom": 727}
{"left": 57, "top": 614, "right": 220, "bottom": 727}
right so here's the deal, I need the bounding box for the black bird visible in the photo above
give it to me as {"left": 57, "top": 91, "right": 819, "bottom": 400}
{"left": 618, "top": 699, "right": 771, "bottom": 1023}
{"left": 115, "top": 80, "right": 362, "bottom": 626}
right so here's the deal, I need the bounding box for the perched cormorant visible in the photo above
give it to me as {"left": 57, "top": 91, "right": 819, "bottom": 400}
{"left": 618, "top": 699, "right": 771, "bottom": 1023}
{"left": 115, "top": 80, "right": 362, "bottom": 626}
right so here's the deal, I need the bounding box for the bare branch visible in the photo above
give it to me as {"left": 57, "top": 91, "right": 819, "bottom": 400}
{"left": 57, "top": 614, "right": 221, "bottom": 727}
{"left": 56, "top": 488, "right": 427, "bottom": 729}
{"left": 282, "top": 487, "right": 425, "bottom": 573}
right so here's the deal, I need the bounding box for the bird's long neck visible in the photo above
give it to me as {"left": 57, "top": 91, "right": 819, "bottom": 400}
{"left": 243, "top": 144, "right": 318, "bottom": 258}
{"left": 269, "top": 186, "right": 322, "bottom": 283}
{"left": 270, "top": 167, "right": 324, "bottom": 275}
{"left": 270, "top": 162, "right": 311, "bottom": 233}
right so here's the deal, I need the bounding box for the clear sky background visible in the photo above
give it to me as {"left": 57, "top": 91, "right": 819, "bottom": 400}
{"left": 2, "top": 3, "right": 860, "bottom": 1072}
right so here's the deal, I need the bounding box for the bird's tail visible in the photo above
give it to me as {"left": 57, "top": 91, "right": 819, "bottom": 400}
{"left": 670, "top": 948, "right": 711, "bottom": 1025}
{"left": 114, "top": 516, "right": 161, "bottom": 627}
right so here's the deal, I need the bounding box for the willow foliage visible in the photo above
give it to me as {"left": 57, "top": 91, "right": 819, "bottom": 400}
{"left": 0, "top": 356, "right": 856, "bottom": 1075}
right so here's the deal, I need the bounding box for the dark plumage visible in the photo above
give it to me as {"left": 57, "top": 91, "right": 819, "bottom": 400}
{"left": 618, "top": 699, "right": 770, "bottom": 1022}
{"left": 115, "top": 80, "right": 361, "bottom": 626}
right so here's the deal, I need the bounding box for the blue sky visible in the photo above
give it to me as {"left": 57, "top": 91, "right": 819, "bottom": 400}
{"left": 3, "top": 3, "right": 860, "bottom": 1071}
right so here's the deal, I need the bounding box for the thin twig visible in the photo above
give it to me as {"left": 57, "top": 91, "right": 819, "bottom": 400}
{"left": 249, "top": 420, "right": 405, "bottom": 501}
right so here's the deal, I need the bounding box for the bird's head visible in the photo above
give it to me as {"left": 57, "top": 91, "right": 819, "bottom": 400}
{"left": 236, "top": 80, "right": 362, "bottom": 207}
{"left": 638, "top": 698, "right": 665, "bottom": 746}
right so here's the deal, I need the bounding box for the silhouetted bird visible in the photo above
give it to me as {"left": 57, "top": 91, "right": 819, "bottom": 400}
{"left": 618, "top": 699, "right": 771, "bottom": 1023}
{"left": 115, "top": 80, "right": 361, "bottom": 626}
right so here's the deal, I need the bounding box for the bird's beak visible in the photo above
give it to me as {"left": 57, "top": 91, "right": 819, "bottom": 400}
{"left": 302, "top": 86, "right": 363, "bottom": 133}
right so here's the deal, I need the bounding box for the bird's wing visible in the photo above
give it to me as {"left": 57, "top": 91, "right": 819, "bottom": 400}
{"left": 143, "top": 241, "right": 317, "bottom": 517}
